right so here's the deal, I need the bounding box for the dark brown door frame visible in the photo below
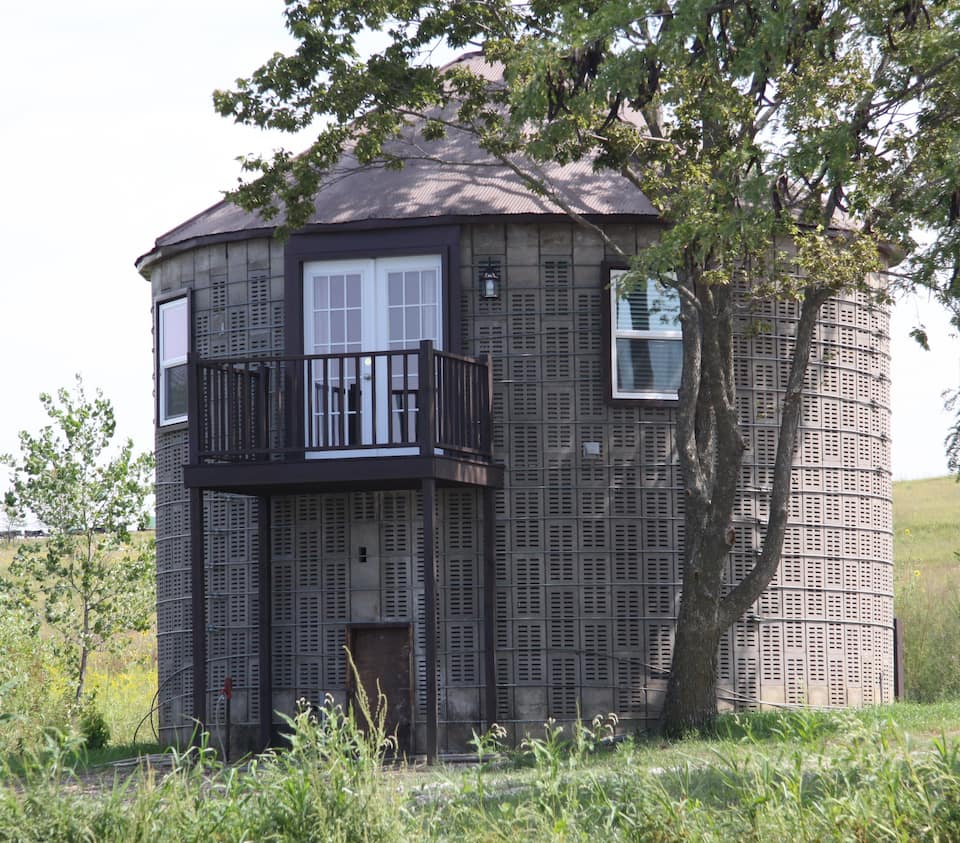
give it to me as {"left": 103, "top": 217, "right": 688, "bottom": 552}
{"left": 345, "top": 622, "right": 416, "bottom": 750}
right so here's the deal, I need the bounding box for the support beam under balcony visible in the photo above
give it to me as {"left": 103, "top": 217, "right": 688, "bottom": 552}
{"left": 190, "top": 488, "right": 207, "bottom": 744}
{"left": 183, "top": 454, "right": 503, "bottom": 496}
{"left": 257, "top": 496, "right": 272, "bottom": 751}
{"left": 423, "top": 477, "right": 438, "bottom": 764}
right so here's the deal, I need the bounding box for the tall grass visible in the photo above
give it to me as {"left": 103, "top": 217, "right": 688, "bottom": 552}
{"left": 5, "top": 708, "right": 960, "bottom": 841}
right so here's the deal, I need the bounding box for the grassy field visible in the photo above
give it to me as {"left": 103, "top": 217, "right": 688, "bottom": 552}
{"left": 4, "top": 702, "right": 960, "bottom": 841}
{"left": 893, "top": 475, "right": 960, "bottom": 569}
{"left": 892, "top": 476, "right": 960, "bottom": 700}
{"left": 0, "top": 536, "right": 158, "bottom": 749}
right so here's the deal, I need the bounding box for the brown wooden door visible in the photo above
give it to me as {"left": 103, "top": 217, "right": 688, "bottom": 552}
{"left": 348, "top": 625, "right": 413, "bottom": 755}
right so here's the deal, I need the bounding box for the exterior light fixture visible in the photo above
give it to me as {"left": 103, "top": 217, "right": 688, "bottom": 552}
{"left": 479, "top": 260, "right": 501, "bottom": 300}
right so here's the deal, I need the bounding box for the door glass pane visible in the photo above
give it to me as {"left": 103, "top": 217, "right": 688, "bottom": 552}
{"left": 388, "top": 272, "right": 403, "bottom": 306}
{"left": 421, "top": 270, "right": 437, "bottom": 303}
{"left": 389, "top": 308, "right": 404, "bottom": 342}
{"left": 346, "top": 274, "right": 362, "bottom": 307}
{"left": 422, "top": 305, "right": 437, "bottom": 339}
{"left": 330, "top": 275, "right": 345, "bottom": 308}
{"left": 313, "top": 275, "right": 328, "bottom": 306}
{"left": 405, "top": 306, "right": 420, "bottom": 340}
{"left": 347, "top": 309, "right": 362, "bottom": 345}
{"left": 404, "top": 271, "right": 420, "bottom": 304}
{"left": 330, "top": 315, "right": 345, "bottom": 346}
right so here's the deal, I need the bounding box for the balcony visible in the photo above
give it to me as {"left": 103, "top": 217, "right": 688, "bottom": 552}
{"left": 182, "top": 341, "right": 502, "bottom": 495}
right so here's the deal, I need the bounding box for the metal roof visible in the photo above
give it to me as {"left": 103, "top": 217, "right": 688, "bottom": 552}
{"left": 138, "top": 53, "right": 657, "bottom": 269}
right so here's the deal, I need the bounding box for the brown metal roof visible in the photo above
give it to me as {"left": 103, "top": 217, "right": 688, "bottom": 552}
{"left": 138, "top": 53, "right": 657, "bottom": 268}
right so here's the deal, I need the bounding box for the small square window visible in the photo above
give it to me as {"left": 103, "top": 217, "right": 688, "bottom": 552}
{"left": 610, "top": 268, "right": 682, "bottom": 399}
{"left": 158, "top": 297, "right": 189, "bottom": 425}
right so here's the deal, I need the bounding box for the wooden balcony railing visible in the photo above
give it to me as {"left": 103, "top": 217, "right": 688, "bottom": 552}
{"left": 187, "top": 341, "right": 493, "bottom": 465}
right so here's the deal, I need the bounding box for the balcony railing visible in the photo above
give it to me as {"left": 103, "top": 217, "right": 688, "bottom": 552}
{"left": 188, "top": 341, "right": 493, "bottom": 465}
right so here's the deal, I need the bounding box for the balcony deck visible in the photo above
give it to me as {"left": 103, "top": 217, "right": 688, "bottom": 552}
{"left": 182, "top": 341, "right": 503, "bottom": 495}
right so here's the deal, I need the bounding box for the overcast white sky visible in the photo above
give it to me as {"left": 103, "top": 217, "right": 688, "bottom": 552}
{"left": 0, "top": 1, "right": 957, "bottom": 493}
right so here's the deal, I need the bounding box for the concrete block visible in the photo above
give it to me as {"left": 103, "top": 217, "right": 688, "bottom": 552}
{"left": 573, "top": 227, "right": 605, "bottom": 265}
{"left": 471, "top": 224, "right": 505, "bottom": 253}
{"left": 247, "top": 238, "right": 270, "bottom": 272}
{"left": 445, "top": 687, "right": 480, "bottom": 721}
{"left": 514, "top": 686, "right": 548, "bottom": 723}
{"left": 351, "top": 589, "right": 380, "bottom": 622}
{"left": 539, "top": 223, "right": 573, "bottom": 254}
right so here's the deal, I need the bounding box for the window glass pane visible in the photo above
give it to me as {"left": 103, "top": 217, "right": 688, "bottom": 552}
{"left": 165, "top": 364, "right": 188, "bottom": 419}
{"left": 616, "top": 279, "right": 680, "bottom": 333}
{"left": 161, "top": 299, "right": 188, "bottom": 362}
{"left": 616, "top": 338, "right": 682, "bottom": 394}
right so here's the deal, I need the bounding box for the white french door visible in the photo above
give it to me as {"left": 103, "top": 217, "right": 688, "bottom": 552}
{"left": 303, "top": 255, "right": 442, "bottom": 454}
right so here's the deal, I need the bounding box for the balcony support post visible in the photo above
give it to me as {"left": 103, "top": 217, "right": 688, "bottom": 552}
{"left": 422, "top": 476, "right": 439, "bottom": 763}
{"left": 419, "top": 340, "right": 436, "bottom": 457}
{"left": 189, "top": 487, "right": 207, "bottom": 744}
{"left": 482, "top": 487, "right": 497, "bottom": 729}
{"left": 257, "top": 496, "right": 273, "bottom": 750}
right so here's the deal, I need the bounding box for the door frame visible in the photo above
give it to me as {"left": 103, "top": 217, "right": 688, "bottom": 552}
{"left": 284, "top": 225, "right": 462, "bottom": 359}
{"left": 345, "top": 622, "right": 416, "bottom": 750}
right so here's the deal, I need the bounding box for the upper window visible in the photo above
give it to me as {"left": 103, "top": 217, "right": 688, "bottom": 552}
{"left": 158, "top": 297, "right": 189, "bottom": 425}
{"left": 610, "top": 268, "right": 682, "bottom": 400}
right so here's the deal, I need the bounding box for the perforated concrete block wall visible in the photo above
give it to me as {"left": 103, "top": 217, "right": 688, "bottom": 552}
{"left": 269, "top": 488, "right": 485, "bottom": 754}
{"left": 458, "top": 221, "right": 892, "bottom": 742}
{"left": 150, "top": 239, "right": 284, "bottom": 747}
{"left": 150, "top": 220, "right": 892, "bottom": 753}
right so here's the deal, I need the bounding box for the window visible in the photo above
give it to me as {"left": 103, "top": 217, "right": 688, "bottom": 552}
{"left": 158, "top": 297, "right": 189, "bottom": 425}
{"left": 610, "top": 268, "right": 682, "bottom": 399}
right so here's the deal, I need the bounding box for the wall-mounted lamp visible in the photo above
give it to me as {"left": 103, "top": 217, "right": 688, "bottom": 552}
{"left": 479, "top": 260, "right": 501, "bottom": 300}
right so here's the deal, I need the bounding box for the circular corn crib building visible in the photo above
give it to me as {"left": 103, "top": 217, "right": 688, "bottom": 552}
{"left": 137, "top": 61, "right": 892, "bottom": 759}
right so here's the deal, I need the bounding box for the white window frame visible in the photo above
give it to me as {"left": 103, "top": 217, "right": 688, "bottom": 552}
{"left": 609, "top": 268, "right": 682, "bottom": 400}
{"left": 158, "top": 296, "right": 189, "bottom": 426}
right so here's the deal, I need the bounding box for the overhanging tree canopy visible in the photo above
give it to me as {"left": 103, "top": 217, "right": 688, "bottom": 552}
{"left": 214, "top": 0, "right": 960, "bottom": 732}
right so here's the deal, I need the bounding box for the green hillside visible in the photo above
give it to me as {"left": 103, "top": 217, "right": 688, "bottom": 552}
{"left": 894, "top": 475, "right": 960, "bottom": 570}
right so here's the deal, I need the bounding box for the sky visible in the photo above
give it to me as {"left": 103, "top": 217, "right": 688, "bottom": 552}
{"left": 0, "top": 0, "right": 957, "bottom": 497}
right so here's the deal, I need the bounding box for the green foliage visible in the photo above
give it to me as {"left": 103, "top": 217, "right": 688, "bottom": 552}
{"left": 76, "top": 693, "right": 110, "bottom": 751}
{"left": 1, "top": 376, "right": 154, "bottom": 703}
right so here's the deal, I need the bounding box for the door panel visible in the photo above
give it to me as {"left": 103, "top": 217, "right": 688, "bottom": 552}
{"left": 348, "top": 625, "right": 413, "bottom": 754}
{"left": 304, "top": 256, "right": 441, "bottom": 454}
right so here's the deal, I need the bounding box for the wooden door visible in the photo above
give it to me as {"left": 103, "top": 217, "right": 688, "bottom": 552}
{"left": 348, "top": 625, "right": 413, "bottom": 755}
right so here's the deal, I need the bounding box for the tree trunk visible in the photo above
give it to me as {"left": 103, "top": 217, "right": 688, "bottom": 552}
{"left": 662, "top": 518, "right": 730, "bottom": 736}
{"left": 76, "top": 602, "right": 90, "bottom": 701}
{"left": 76, "top": 645, "right": 88, "bottom": 702}
{"left": 662, "top": 595, "right": 724, "bottom": 735}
